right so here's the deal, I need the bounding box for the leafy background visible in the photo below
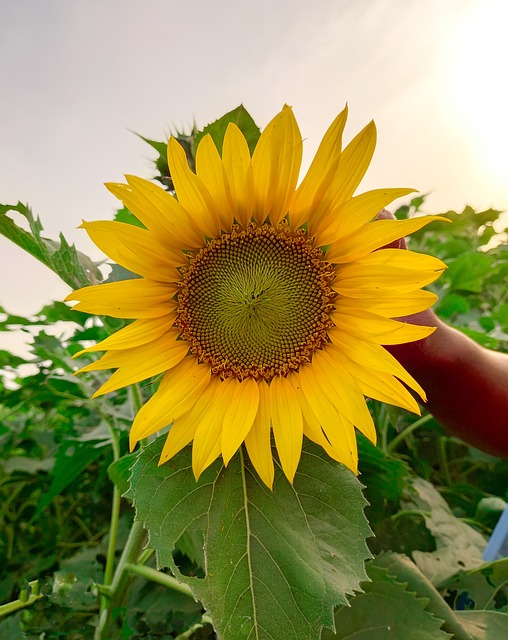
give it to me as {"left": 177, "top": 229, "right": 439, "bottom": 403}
{"left": 1, "top": 106, "right": 508, "bottom": 639}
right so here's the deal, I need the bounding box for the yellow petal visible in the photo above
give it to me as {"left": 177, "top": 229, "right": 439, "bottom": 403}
{"left": 335, "top": 350, "right": 421, "bottom": 414}
{"left": 269, "top": 375, "right": 303, "bottom": 484}
{"left": 65, "top": 279, "right": 178, "bottom": 318}
{"left": 81, "top": 220, "right": 184, "bottom": 281}
{"left": 159, "top": 420, "right": 197, "bottom": 466}
{"left": 329, "top": 328, "right": 426, "bottom": 400}
{"left": 319, "top": 412, "right": 358, "bottom": 475}
{"left": 289, "top": 105, "right": 348, "bottom": 230}
{"left": 74, "top": 314, "right": 177, "bottom": 356}
{"left": 326, "top": 216, "right": 450, "bottom": 263}
{"left": 312, "top": 188, "right": 415, "bottom": 247}
{"left": 294, "top": 370, "right": 358, "bottom": 472}
{"left": 167, "top": 137, "right": 222, "bottom": 237}
{"left": 312, "top": 349, "right": 377, "bottom": 444}
{"left": 331, "top": 307, "right": 436, "bottom": 345}
{"left": 337, "top": 290, "right": 438, "bottom": 318}
{"left": 195, "top": 134, "right": 235, "bottom": 231}
{"left": 333, "top": 249, "right": 447, "bottom": 297}
{"left": 330, "top": 120, "right": 377, "bottom": 206}
{"left": 252, "top": 106, "right": 302, "bottom": 226}
{"left": 130, "top": 356, "right": 211, "bottom": 447}
{"left": 106, "top": 177, "right": 203, "bottom": 249}
{"left": 222, "top": 123, "right": 255, "bottom": 227}
{"left": 244, "top": 380, "right": 274, "bottom": 489}
{"left": 291, "top": 379, "right": 342, "bottom": 462}
{"left": 192, "top": 377, "right": 232, "bottom": 479}
{"left": 83, "top": 331, "right": 189, "bottom": 397}
{"left": 157, "top": 374, "right": 220, "bottom": 463}
{"left": 221, "top": 377, "right": 260, "bottom": 465}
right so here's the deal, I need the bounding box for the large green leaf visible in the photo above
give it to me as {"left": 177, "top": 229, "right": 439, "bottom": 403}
{"left": 128, "top": 438, "right": 371, "bottom": 640}
{"left": 322, "top": 564, "right": 451, "bottom": 639}
{"left": 0, "top": 202, "right": 101, "bottom": 289}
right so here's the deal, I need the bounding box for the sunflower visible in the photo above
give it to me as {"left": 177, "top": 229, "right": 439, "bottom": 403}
{"left": 66, "top": 105, "right": 446, "bottom": 488}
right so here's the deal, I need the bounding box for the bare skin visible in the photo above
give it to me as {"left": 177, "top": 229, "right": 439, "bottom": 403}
{"left": 378, "top": 210, "right": 508, "bottom": 457}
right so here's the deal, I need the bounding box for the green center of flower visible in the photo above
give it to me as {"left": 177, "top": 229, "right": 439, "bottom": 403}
{"left": 177, "top": 224, "right": 336, "bottom": 380}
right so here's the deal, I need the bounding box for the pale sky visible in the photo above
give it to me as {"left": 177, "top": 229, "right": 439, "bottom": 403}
{"left": 1, "top": 0, "right": 507, "bottom": 329}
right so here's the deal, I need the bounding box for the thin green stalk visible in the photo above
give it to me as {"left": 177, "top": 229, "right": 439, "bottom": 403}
{"left": 0, "top": 482, "right": 28, "bottom": 521}
{"left": 95, "top": 520, "right": 147, "bottom": 640}
{"left": 483, "top": 577, "right": 508, "bottom": 610}
{"left": 123, "top": 563, "right": 193, "bottom": 597}
{"left": 100, "top": 413, "right": 122, "bottom": 610}
{"left": 386, "top": 414, "right": 433, "bottom": 454}
{"left": 379, "top": 406, "right": 390, "bottom": 454}
{"left": 138, "top": 548, "right": 155, "bottom": 565}
{"left": 390, "top": 509, "right": 431, "bottom": 522}
{"left": 0, "top": 581, "right": 42, "bottom": 619}
{"left": 174, "top": 615, "right": 213, "bottom": 640}
{"left": 100, "top": 485, "right": 121, "bottom": 607}
{"left": 129, "top": 383, "right": 143, "bottom": 413}
{"left": 438, "top": 436, "right": 452, "bottom": 485}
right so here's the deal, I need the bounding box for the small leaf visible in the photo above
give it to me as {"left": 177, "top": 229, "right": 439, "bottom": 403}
{"left": 443, "top": 557, "right": 508, "bottom": 613}
{"left": 456, "top": 610, "right": 508, "bottom": 639}
{"left": 193, "top": 105, "right": 261, "bottom": 156}
{"left": 322, "top": 564, "right": 451, "bottom": 639}
{"left": 0, "top": 202, "right": 102, "bottom": 289}
{"left": 437, "top": 293, "right": 470, "bottom": 319}
{"left": 446, "top": 253, "right": 495, "bottom": 293}
{"left": 129, "top": 438, "right": 372, "bottom": 640}
{"left": 104, "top": 263, "right": 140, "bottom": 283}
{"left": 113, "top": 206, "right": 146, "bottom": 229}
{"left": 109, "top": 450, "right": 140, "bottom": 495}
{"left": 136, "top": 134, "right": 171, "bottom": 180}
{"left": 374, "top": 552, "right": 475, "bottom": 640}
{"left": 0, "top": 350, "right": 27, "bottom": 369}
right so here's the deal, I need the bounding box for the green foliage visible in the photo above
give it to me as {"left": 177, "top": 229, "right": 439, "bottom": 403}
{"left": 323, "top": 564, "right": 452, "bottom": 640}
{"left": 1, "top": 107, "right": 507, "bottom": 639}
{"left": 136, "top": 104, "right": 261, "bottom": 191}
{"left": 128, "top": 439, "right": 371, "bottom": 640}
{"left": 0, "top": 202, "right": 102, "bottom": 289}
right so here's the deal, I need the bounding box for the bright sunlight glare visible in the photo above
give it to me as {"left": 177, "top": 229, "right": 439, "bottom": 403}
{"left": 443, "top": 0, "right": 508, "bottom": 184}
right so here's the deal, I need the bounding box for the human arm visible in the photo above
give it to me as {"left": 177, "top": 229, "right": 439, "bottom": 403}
{"left": 377, "top": 209, "right": 508, "bottom": 457}
{"left": 387, "top": 308, "right": 508, "bottom": 457}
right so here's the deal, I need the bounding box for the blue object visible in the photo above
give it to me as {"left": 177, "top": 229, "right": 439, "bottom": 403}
{"left": 483, "top": 506, "right": 508, "bottom": 562}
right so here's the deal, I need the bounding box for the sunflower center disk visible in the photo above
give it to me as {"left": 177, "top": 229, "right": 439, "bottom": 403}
{"left": 177, "top": 224, "right": 336, "bottom": 381}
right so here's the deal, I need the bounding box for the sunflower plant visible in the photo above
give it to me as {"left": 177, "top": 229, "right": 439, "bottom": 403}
{"left": 3, "top": 104, "right": 507, "bottom": 640}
